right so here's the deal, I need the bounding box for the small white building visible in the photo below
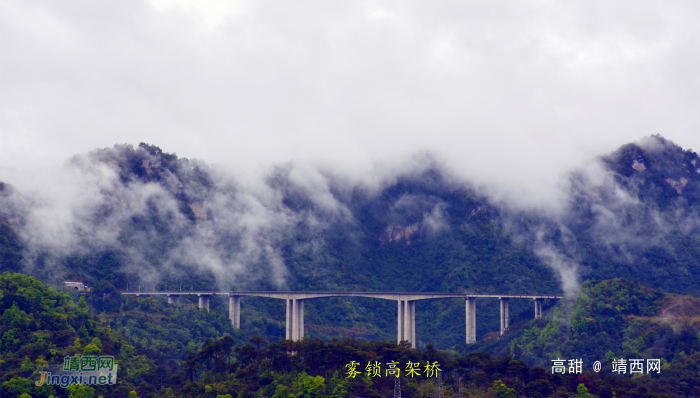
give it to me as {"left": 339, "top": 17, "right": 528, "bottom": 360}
{"left": 64, "top": 281, "right": 87, "bottom": 291}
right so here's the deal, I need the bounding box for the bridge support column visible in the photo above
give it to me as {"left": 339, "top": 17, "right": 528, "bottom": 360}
{"left": 500, "top": 297, "right": 509, "bottom": 336}
{"left": 286, "top": 299, "right": 304, "bottom": 341}
{"left": 499, "top": 298, "right": 509, "bottom": 336}
{"left": 286, "top": 299, "right": 293, "bottom": 340}
{"left": 534, "top": 298, "right": 543, "bottom": 319}
{"left": 298, "top": 299, "right": 304, "bottom": 340}
{"left": 397, "top": 301, "right": 403, "bottom": 344}
{"left": 167, "top": 294, "right": 180, "bottom": 305}
{"left": 229, "top": 296, "right": 240, "bottom": 329}
{"left": 409, "top": 301, "right": 415, "bottom": 346}
{"left": 294, "top": 299, "right": 304, "bottom": 341}
{"left": 397, "top": 300, "right": 416, "bottom": 347}
{"left": 465, "top": 297, "right": 476, "bottom": 344}
{"left": 198, "top": 294, "right": 210, "bottom": 312}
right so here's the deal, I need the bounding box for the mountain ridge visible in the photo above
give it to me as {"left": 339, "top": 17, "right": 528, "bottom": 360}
{"left": 1, "top": 135, "right": 700, "bottom": 349}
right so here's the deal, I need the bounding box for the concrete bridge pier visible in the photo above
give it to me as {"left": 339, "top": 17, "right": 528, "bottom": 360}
{"left": 229, "top": 296, "right": 241, "bottom": 329}
{"left": 167, "top": 294, "right": 180, "bottom": 305}
{"left": 534, "top": 298, "right": 543, "bottom": 319}
{"left": 120, "top": 290, "right": 562, "bottom": 344}
{"left": 285, "top": 299, "right": 304, "bottom": 341}
{"left": 499, "top": 298, "right": 509, "bottom": 336}
{"left": 465, "top": 297, "right": 476, "bottom": 344}
{"left": 198, "top": 294, "right": 210, "bottom": 312}
{"left": 397, "top": 300, "right": 416, "bottom": 347}
{"left": 286, "top": 300, "right": 292, "bottom": 340}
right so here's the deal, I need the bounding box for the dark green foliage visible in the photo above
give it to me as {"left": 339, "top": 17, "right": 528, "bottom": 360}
{"left": 480, "top": 278, "right": 700, "bottom": 376}
{"left": 7, "top": 136, "right": 700, "bottom": 351}
{"left": 173, "top": 334, "right": 700, "bottom": 398}
{"left": 5, "top": 143, "right": 564, "bottom": 348}
{"left": 601, "top": 135, "right": 700, "bottom": 207}
{"left": 0, "top": 221, "right": 22, "bottom": 273}
{"left": 105, "top": 295, "right": 240, "bottom": 362}
{"left": 0, "top": 182, "right": 23, "bottom": 273}
{"left": 0, "top": 272, "right": 184, "bottom": 398}
{"left": 5, "top": 136, "right": 700, "bottom": 394}
{"left": 91, "top": 280, "right": 125, "bottom": 313}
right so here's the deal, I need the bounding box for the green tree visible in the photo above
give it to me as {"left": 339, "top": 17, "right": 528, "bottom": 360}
{"left": 20, "top": 357, "right": 33, "bottom": 374}
{"left": 67, "top": 384, "right": 95, "bottom": 398}
{"left": 297, "top": 372, "right": 325, "bottom": 398}
{"left": 577, "top": 383, "right": 596, "bottom": 398}
{"left": 78, "top": 296, "right": 89, "bottom": 312}
{"left": 82, "top": 343, "right": 101, "bottom": 356}
{"left": 273, "top": 372, "right": 325, "bottom": 398}
{"left": 2, "top": 377, "right": 32, "bottom": 397}
{"left": 492, "top": 380, "right": 516, "bottom": 398}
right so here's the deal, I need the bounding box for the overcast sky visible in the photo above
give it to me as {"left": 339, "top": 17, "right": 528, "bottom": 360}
{"left": 1, "top": 0, "right": 699, "bottom": 208}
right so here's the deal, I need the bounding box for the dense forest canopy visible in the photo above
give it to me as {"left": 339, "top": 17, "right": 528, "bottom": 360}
{"left": 2, "top": 136, "right": 700, "bottom": 346}
{"left": 3, "top": 274, "right": 700, "bottom": 397}
{"left": 3, "top": 136, "right": 700, "bottom": 396}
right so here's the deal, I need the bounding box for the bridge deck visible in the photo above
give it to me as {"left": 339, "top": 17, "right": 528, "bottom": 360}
{"left": 121, "top": 291, "right": 563, "bottom": 300}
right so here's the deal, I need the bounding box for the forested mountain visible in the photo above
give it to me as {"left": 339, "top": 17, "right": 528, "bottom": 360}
{"left": 2, "top": 135, "right": 700, "bottom": 351}
{"left": 4, "top": 273, "right": 700, "bottom": 397}
{"left": 0, "top": 272, "right": 182, "bottom": 397}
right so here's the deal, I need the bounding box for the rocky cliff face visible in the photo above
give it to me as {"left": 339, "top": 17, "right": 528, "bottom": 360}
{"left": 379, "top": 222, "right": 421, "bottom": 245}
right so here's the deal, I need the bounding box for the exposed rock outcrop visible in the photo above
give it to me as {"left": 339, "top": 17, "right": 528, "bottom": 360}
{"left": 379, "top": 223, "right": 421, "bottom": 245}
{"left": 665, "top": 177, "right": 688, "bottom": 194}
{"left": 188, "top": 202, "right": 206, "bottom": 219}
{"left": 632, "top": 159, "right": 646, "bottom": 172}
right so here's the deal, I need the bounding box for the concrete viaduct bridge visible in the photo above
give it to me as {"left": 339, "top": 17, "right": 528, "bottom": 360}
{"left": 121, "top": 291, "right": 562, "bottom": 346}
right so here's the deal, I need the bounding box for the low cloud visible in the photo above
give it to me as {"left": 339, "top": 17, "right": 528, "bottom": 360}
{"left": 0, "top": 145, "right": 356, "bottom": 290}
{"left": 533, "top": 236, "right": 580, "bottom": 299}
{"left": 2, "top": 1, "right": 699, "bottom": 215}
{"left": 422, "top": 202, "right": 449, "bottom": 236}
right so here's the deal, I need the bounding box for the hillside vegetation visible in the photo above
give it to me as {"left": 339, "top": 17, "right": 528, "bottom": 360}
{"left": 2, "top": 135, "right": 700, "bottom": 351}
{"left": 5, "top": 273, "right": 700, "bottom": 397}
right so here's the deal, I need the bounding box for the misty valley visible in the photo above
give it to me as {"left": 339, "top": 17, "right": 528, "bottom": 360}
{"left": 4, "top": 136, "right": 700, "bottom": 397}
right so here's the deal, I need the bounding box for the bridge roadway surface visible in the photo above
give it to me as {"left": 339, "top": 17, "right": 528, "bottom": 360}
{"left": 121, "top": 291, "right": 562, "bottom": 300}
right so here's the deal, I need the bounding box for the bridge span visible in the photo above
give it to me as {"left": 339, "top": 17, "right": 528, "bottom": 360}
{"left": 121, "top": 290, "right": 562, "bottom": 346}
